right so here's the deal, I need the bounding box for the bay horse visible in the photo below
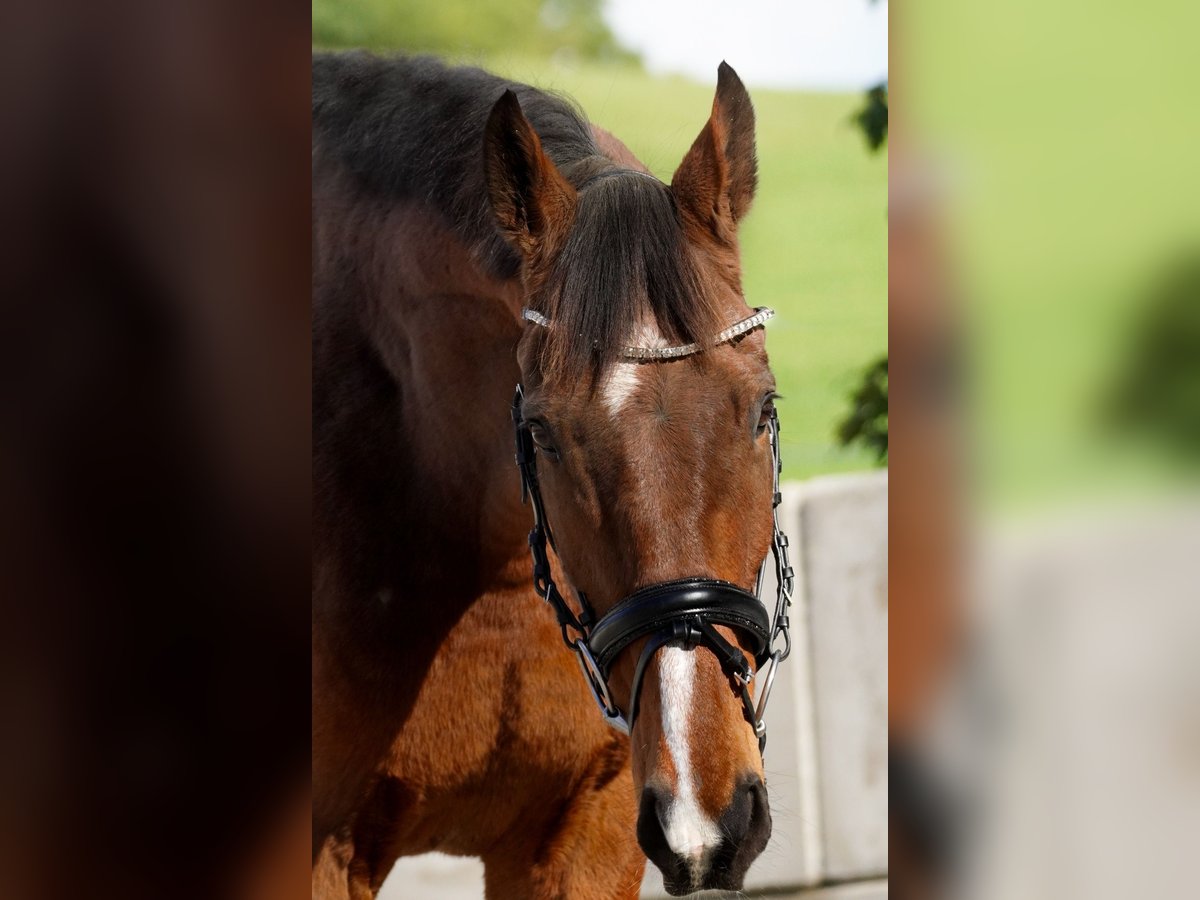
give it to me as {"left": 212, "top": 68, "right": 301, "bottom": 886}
{"left": 313, "top": 52, "right": 791, "bottom": 896}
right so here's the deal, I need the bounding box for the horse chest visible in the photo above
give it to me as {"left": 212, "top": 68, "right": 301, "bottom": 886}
{"left": 363, "top": 586, "right": 617, "bottom": 855}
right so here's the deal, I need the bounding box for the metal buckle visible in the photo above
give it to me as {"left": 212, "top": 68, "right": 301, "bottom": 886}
{"left": 754, "top": 650, "right": 783, "bottom": 726}
{"left": 574, "top": 642, "right": 629, "bottom": 735}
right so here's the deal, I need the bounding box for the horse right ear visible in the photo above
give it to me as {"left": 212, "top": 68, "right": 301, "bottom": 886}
{"left": 671, "top": 62, "right": 758, "bottom": 244}
{"left": 484, "top": 90, "right": 577, "bottom": 261}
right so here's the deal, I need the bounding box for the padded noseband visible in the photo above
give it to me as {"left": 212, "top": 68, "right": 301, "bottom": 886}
{"left": 589, "top": 578, "right": 771, "bottom": 675}
{"left": 588, "top": 577, "right": 772, "bottom": 732}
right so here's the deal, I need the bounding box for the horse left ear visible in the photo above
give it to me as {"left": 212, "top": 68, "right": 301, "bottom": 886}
{"left": 671, "top": 61, "right": 758, "bottom": 242}
{"left": 484, "top": 89, "right": 577, "bottom": 261}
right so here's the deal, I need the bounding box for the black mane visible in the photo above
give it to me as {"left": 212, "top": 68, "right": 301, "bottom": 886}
{"left": 312, "top": 52, "right": 719, "bottom": 378}
{"left": 313, "top": 52, "right": 596, "bottom": 280}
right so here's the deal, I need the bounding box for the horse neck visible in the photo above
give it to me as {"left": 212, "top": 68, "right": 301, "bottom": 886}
{"left": 313, "top": 164, "right": 532, "bottom": 606}
{"left": 366, "top": 202, "right": 532, "bottom": 586}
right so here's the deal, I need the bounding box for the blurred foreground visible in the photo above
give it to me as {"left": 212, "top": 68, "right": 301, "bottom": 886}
{"left": 891, "top": 2, "right": 1200, "bottom": 898}
{"left": 0, "top": 2, "right": 310, "bottom": 898}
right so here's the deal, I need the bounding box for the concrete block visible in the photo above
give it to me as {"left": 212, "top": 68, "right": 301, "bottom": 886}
{"left": 378, "top": 852, "right": 484, "bottom": 900}
{"left": 798, "top": 471, "right": 888, "bottom": 881}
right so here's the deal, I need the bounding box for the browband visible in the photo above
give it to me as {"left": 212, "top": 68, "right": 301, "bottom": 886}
{"left": 521, "top": 306, "right": 775, "bottom": 361}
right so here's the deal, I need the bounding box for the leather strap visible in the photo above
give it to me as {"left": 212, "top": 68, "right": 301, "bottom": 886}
{"left": 588, "top": 578, "right": 771, "bottom": 677}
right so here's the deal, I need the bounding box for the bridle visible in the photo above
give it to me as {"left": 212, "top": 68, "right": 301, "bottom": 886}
{"left": 509, "top": 308, "right": 795, "bottom": 754}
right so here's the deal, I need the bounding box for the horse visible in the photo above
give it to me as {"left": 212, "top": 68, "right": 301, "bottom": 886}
{"left": 312, "top": 51, "right": 790, "bottom": 896}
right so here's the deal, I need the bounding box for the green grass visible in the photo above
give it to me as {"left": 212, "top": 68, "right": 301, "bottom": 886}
{"left": 905, "top": 0, "right": 1200, "bottom": 508}
{"left": 477, "top": 57, "right": 887, "bottom": 479}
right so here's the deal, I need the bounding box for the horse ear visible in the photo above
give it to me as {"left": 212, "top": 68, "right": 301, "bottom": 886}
{"left": 484, "top": 89, "right": 576, "bottom": 259}
{"left": 671, "top": 62, "right": 758, "bottom": 241}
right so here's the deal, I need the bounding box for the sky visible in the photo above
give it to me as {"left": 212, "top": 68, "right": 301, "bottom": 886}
{"left": 603, "top": 0, "right": 888, "bottom": 91}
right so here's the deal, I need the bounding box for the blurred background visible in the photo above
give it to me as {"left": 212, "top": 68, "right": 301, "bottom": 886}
{"left": 891, "top": 2, "right": 1200, "bottom": 899}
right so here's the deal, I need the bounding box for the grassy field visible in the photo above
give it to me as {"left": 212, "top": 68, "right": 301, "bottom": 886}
{"left": 480, "top": 57, "right": 887, "bottom": 479}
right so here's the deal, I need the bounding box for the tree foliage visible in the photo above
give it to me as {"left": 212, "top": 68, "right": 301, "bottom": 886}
{"left": 1106, "top": 252, "right": 1200, "bottom": 466}
{"left": 311, "top": 0, "right": 638, "bottom": 64}
{"left": 853, "top": 82, "right": 888, "bottom": 153}
{"left": 837, "top": 355, "right": 888, "bottom": 465}
{"left": 840, "top": 70, "right": 888, "bottom": 466}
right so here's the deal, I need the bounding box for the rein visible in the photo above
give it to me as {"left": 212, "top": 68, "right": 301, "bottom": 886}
{"left": 510, "top": 372, "right": 795, "bottom": 755}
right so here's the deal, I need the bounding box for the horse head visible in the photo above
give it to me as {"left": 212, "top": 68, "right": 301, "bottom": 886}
{"left": 485, "top": 63, "right": 782, "bottom": 895}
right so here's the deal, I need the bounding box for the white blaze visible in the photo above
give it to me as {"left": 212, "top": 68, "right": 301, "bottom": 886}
{"left": 601, "top": 321, "right": 666, "bottom": 417}
{"left": 607, "top": 318, "right": 719, "bottom": 874}
{"left": 658, "top": 645, "right": 721, "bottom": 868}
{"left": 601, "top": 361, "right": 642, "bottom": 417}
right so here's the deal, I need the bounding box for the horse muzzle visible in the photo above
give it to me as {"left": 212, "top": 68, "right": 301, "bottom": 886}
{"left": 637, "top": 772, "right": 773, "bottom": 895}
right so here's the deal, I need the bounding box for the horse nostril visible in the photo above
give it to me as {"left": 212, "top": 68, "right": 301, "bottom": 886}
{"left": 748, "top": 776, "right": 769, "bottom": 833}
{"left": 715, "top": 773, "right": 771, "bottom": 860}
{"left": 717, "top": 775, "right": 753, "bottom": 845}
{"left": 636, "top": 785, "right": 681, "bottom": 880}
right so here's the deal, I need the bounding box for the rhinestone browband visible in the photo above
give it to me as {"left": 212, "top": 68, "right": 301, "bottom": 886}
{"left": 521, "top": 306, "right": 775, "bottom": 360}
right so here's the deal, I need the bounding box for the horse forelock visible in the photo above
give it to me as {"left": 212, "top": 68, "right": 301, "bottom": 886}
{"left": 530, "top": 173, "right": 723, "bottom": 385}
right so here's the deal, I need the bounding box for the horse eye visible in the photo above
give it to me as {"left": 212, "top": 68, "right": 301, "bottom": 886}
{"left": 529, "top": 423, "right": 559, "bottom": 457}
{"left": 756, "top": 394, "right": 778, "bottom": 437}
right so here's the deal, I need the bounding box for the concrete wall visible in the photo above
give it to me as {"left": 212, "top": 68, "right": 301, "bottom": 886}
{"left": 380, "top": 471, "right": 889, "bottom": 899}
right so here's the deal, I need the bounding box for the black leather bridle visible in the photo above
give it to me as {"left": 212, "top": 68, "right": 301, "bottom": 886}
{"left": 511, "top": 384, "right": 795, "bottom": 754}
